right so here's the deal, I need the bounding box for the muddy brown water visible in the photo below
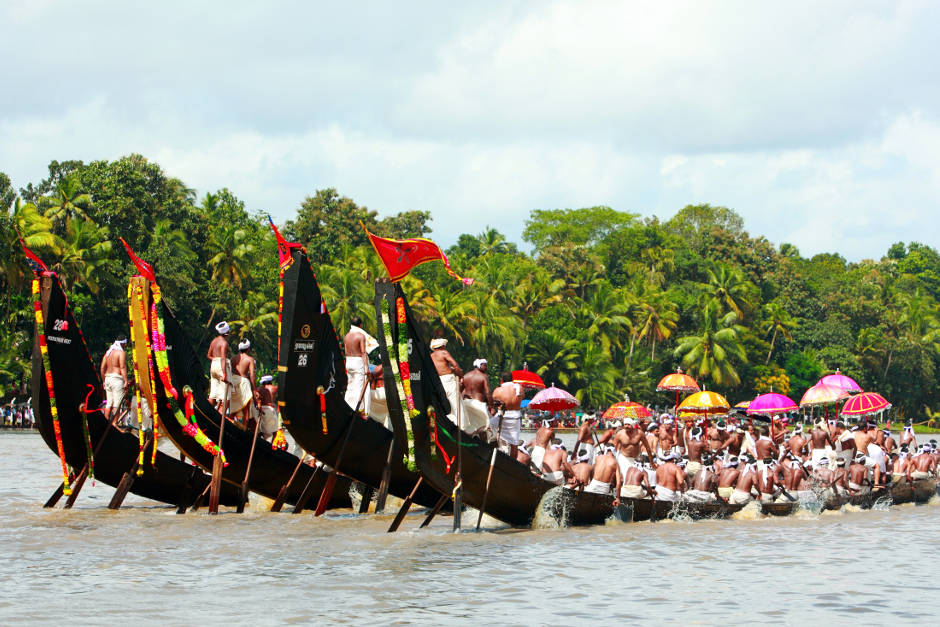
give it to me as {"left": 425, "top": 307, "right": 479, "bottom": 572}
{"left": 2, "top": 432, "right": 938, "bottom": 624}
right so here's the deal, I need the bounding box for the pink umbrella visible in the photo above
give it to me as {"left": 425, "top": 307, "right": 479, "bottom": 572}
{"left": 528, "top": 384, "right": 579, "bottom": 412}
{"left": 746, "top": 392, "right": 799, "bottom": 415}
{"left": 841, "top": 391, "right": 891, "bottom": 418}
{"left": 799, "top": 383, "right": 849, "bottom": 408}
{"left": 818, "top": 369, "right": 861, "bottom": 394}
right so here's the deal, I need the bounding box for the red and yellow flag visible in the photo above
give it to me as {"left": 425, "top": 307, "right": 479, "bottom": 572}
{"left": 363, "top": 225, "right": 473, "bottom": 285}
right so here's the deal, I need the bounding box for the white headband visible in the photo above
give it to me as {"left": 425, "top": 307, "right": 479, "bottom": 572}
{"left": 238, "top": 339, "right": 250, "bottom": 351}
{"left": 473, "top": 358, "right": 487, "bottom": 369}
{"left": 215, "top": 321, "right": 230, "bottom": 335}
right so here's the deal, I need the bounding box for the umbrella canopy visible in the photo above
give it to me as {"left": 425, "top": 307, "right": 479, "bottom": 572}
{"left": 818, "top": 369, "right": 861, "bottom": 394}
{"left": 602, "top": 401, "right": 651, "bottom": 421}
{"left": 799, "top": 383, "right": 849, "bottom": 408}
{"left": 746, "top": 392, "right": 798, "bottom": 416}
{"left": 528, "top": 384, "right": 579, "bottom": 412}
{"left": 734, "top": 400, "right": 751, "bottom": 409}
{"left": 678, "top": 390, "right": 730, "bottom": 414}
{"left": 656, "top": 369, "right": 700, "bottom": 393}
{"left": 840, "top": 392, "right": 891, "bottom": 418}
{"left": 512, "top": 369, "right": 545, "bottom": 390}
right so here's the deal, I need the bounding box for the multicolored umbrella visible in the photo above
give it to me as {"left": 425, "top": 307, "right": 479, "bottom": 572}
{"left": 528, "top": 384, "right": 579, "bottom": 412}
{"left": 799, "top": 383, "right": 849, "bottom": 408}
{"left": 818, "top": 369, "right": 861, "bottom": 394}
{"left": 512, "top": 368, "right": 545, "bottom": 390}
{"left": 840, "top": 391, "right": 891, "bottom": 418}
{"left": 602, "top": 401, "right": 651, "bottom": 421}
{"left": 656, "top": 369, "right": 701, "bottom": 434}
{"left": 746, "top": 392, "right": 798, "bottom": 416}
{"left": 678, "top": 390, "right": 730, "bottom": 414}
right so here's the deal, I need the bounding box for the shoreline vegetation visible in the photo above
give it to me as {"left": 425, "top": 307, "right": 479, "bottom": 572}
{"left": 3, "top": 155, "right": 940, "bottom": 421}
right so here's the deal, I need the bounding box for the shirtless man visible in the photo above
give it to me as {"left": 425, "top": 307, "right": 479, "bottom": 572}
{"left": 847, "top": 454, "right": 871, "bottom": 495}
{"left": 461, "top": 358, "right": 492, "bottom": 433}
{"left": 783, "top": 453, "right": 807, "bottom": 494}
{"left": 717, "top": 456, "right": 741, "bottom": 502}
{"left": 100, "top": 338, "right": 128, "bottom": 421}
{"left": 654, "top": 451, "right": 686, "bottom": 502}
{"left": 645, "top": 423, "right": 659, "bottom": 457}
{"left": 832, "top": 421, "right": 856, "bottom": 467}
{"left": 528, "top": 416, "right": 556, "bottom": 472}
{"left": 568, "top": 451, "right": 593, "bottom": 489}
{"left": 730, "top": 456, "right": 760, "bottom": 505}
{"left": 257, "top": 375, "right": 279, "bottom": 441}
{"left": 586, "top": 447, "right": 622, "bottom": 505}
{"left": 491, "top": 373, "right": 523, "bottom": 455}
{"left": 786, "top": 423, "right": 808, "bottom": 460}
{"left": 892, "top": 448, "right": 911, "bottom": 483}
{"left": 231, "top": 339, "right": 260, "bottom": 425}
{"left": 863, "top": 424, "right": 887, "bottom": 488}
{"left": 883, "top": 429, "right": 897, "bottom": 456}
{"left": 707, "top": 419, "right": 728, "bottom": 454}
{"left": 621, "top": 459, "right": 655, "bottom": 500}
{"left": 345, "top": 316, "right": 379, "bottom": 417}
{"left": 813, "top": 457, "right": 835, "bottom": 488}
{"left": 900, "top": 421, "right": 917, "bottom": 450}
{"left": 810, "top": 421, "right": 835, "bottom": 465}
{"left": 613, "top": 420, "right": 654, "bottom": 475}
{"left": 755, "top": 426, "right": 778, "bottom": 465}
{"left": 207, "top": 321, "right": 231, "bottom": 411}
{"left": 541, "top": 443, "right": 572, "bottom": 485}
{"left": 685, "top": 454, "right": 718, "bottom": 502}
{"left": 684, "top": 426, "right": 706, "bottom": 478}
{"left": 725, "top": 424, "right": 744, "bottom": 456}
{"left": 831, "top": 458, "right": 850, "bottom": 496}
{"left": 852, "top": 424, "right": 874, "bottom": 459}
{"left": 657, "top": 415, "right": 677, "bottom": 455}
{"left": 573, "top": 416, "right": 597, "bottom": 464}
{"left": 756, "top": 457, "right": 782, "bottom": 502}
{"left": 910, "top": 446, "right": 937, "bottom": 480}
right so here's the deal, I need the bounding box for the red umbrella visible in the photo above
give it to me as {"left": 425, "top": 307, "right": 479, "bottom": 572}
{"left": 528, "top": 384, "right": 579, "bottom": 412}
{"left": 512, "top": 369, "right": 545, "bottom": 390}
{"left": 840, "top": 392, "right": 891, "bottom": 418}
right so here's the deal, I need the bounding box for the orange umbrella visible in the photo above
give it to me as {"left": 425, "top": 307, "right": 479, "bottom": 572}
{"left": 603, "top": 401, "right": 651, "bottom": 421}
{"left": 657, "top": 368, "right": 701, "bottom": 434}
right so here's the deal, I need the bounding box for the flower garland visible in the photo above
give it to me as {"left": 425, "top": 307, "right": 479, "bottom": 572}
{"left": 32, "top": 278, "right": 72, "bottom": 496}
{"left": 139, "top": 296, "right": 161, "bottom": 466}
{"left": 149, "top": 283, "right": 227, "bottom": 465}
{"left": 381, "top": 296, "right": 416, "bottom": 470}
{"left": 127, "top": 282, "right": 149, "bottom": 476}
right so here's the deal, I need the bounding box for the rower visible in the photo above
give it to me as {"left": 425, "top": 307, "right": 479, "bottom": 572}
{"left": 847, "top": 453, "right": 871, "bottom": 495}
{"left": 207, "top": 321, "right": 231, "bottom": 411}
{"left": 725, "top": 423, "right": 744, "bottom": 456}
{"left": 684, "top": 426, "right": 706, "bottom": 478}
{"left": 621, "top": 456, "right": 654, "bottom": 500}
{"left": 730, "top": 455, "right": 759, "bottom": 505}
{"left": 832, "top": 421, "right": 856, "bottom": 468}
{"left": 654, "top": 451, "right": 685, "bottom": 502}
{"left": 786, "top": 423, "right": 808, "bottom": 459}
{"left": 568, "top": 450, "right": 593, "bottom": 489}
{"left": 100, "top": 337, "right": 128, "bottom": 422}
{"left": 810, "top": 421, "right": 835, "bottom": 465}
{"left": 257, "top": 375, "right": 279, "bottom": 441}
{"left": 460, "top": 358, "right": 492, "bottom": 434}
{"left": 900, "top": 421, "right": 916, "bottom": 450}
{"left": 717, "top": 456, "right": 741, "bottom": 502}
{"left": 573, "top": 414, "right": 597, "bottom": 464}
{"left": 685, "top": 454, "right": 718, "bottom": 502}
{"left": 429, "top": 338, "right": 463, "bottom": 427}
{"left": 755, "top": 425, "right": 777, "bottom": 465}
{"left": 831, "top": 458, "right": 849, "bottom": 495}
{"left": 883, "top": 429, "right": 897, "bottom": 455}
{"left": 492, "top": 373, "right": 524, "bottom": 456}
{"left": 756, "top": 457, "right": 783, "bottom": 502}
{"left": 910, "top": 446, "right": 937, "bottom": 480}
{"left": 541, "top": 442, "right": 571, "bottom": 486}
{"left": 231, "top": 339, "right": 260, "bottom": 426}
{"left": 707, "top": 419, "right": 727, "bottom": 453}
{"left": 585, "top": 446, "right": 621, "bottom": 505}
{"left": 892, "top": 447, "right": 912, "bottom": 482}
{"left": 864, "top": 423, "right": 887, "bottom": 488}
{"left": 528, "top": 415, "right": 556, "bottom": 472}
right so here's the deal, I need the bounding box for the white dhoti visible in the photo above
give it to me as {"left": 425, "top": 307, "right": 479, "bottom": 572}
{"left": 461, "top": 397, "right": 490, "bottom": 433}
{"left": 542, "top": 470, "right": 565, "bottom": 485}
{"left": 369, "top": 386, "right": 391, "bottom": 429}
{"left": 730, "top": 489, "right": 753, "bottom": 505}
{"left": 655, "top": 486, "right": 678, "bottom": 502}
{"left": 866, "top": 444, "right": 887, "bottom": 473}
{"left": 574, "top": 441, "right": 596, "bottom": 464}
{"left": 531, "top": 445, "right": 547, "bottom": 471}
{"left": 344, "top": 356, "right": 371, "bottom": 416}
{"left": 492, "top": 410, "right": 522, "bottom": 446}
{"left": 439, "top": 373, "right": 461, "bottom": 425}
{"left": 811, "top": 447, "right": 834, "bottom": 465}
{"left": 684, "top": 489, "right": 716, "bottom": 503}
{"left": 685, "top": 461, "right": 702, "bottom": 477}
{"left": 129, "top": 395, "right": 152, "bottom": 431}
{"left": 228, "top": 371, "right": 253, "bottom": 415}
{"left": 616, "top": 454, "right": 634, "bottom": 480}
{"left": 621, "top": 484, "right": 646, "bottom": 499}
{"left": 585, "top": 479, "right": 612, "bottom": 495}
{"left": 104, "top": 373, "right": 125, "bottom": 410}
{"left": 259, "top": 405, "right": 279, "bottom": 438}
{"left": 911, "top": 470, "right": 931, "bottom": 480}
{"left": 209, "top": 357, "right": 228, "bottom": 403}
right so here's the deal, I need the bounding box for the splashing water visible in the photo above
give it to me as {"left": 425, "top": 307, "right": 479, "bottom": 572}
{"left": 871, "top": 495, "right": 893, "bottom": 511}
{"left": 730, "top": 500, "right": 763, "bottom": 520}
{"left": 532, "top": 486, "right": 575, "bottom": 529}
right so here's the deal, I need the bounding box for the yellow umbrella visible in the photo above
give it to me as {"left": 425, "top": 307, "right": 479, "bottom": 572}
{"left": 678, "top": 390, "right": 731, "bottom": 415}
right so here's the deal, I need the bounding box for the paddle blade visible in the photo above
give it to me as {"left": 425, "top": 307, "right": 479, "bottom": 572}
{"left": 314, "top": 473, "right": 337, "bottom": 516}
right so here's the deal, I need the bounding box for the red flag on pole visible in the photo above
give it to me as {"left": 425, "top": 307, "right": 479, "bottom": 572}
{"left": 363, "top": 224, "right": 473, "bottom": 285}
{"left": 268, "top": 215, "right": 302, "bottom": 271}
{"left": 14, "top": 226, "right": 49, "bottom": 274}
{"left": 119, "top": 238, "right": 156, "bottom": 282}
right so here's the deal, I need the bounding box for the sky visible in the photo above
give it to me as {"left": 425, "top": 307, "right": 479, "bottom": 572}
{"left": 2, "top": 1, "right": 939, "bottom": 261}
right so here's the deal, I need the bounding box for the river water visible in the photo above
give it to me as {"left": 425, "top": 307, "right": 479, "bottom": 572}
{"left": 3, "top": 431, "right": 939, "bottom": 625}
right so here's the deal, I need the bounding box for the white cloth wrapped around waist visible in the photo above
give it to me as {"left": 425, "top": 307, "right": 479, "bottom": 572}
{"left": 344, "top": 356, "right": 371, "bottom": 416}
{"left": 621, "top": 484, "right": 647, "bottom": 499}
{"left": 259, "top": 405, "right": 279, "bottom": 437}
{"left": 208, "top": 357, "right": 229, "bottom": 403}
{"left": 542, "top": 470, "right": 565, "bottom": 485}
{"left": 684, "top": 489, "right": 716, "bottom": 502}
{"left": 584, "top": 478, "right": 612, "bottom": 495}
{"left": 655, "top": 485, "right": 678, "bottom": 501}
{"left": 439, "top": 373, "right": 461, "bottom": 424}
{"left": 461, "top": 397, "right": 490, "bottom": 433}
{"left": 491, "top": 410, "right": 522, "bottom": 446}
{"left": 530, "top": 445, "right": 547, "bottom": 471}
{"left": 729, "top": 489, "right": 753, "bottom": 505}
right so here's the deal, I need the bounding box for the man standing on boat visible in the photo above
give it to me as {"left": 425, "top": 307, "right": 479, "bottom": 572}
{"left": 461, "top": 358, "right": 491, "bottom": 434}
{"left": 344, "top": 315, "right": 379, "bottom": 417}
{"left": 492, "top": 372, "right": 524, "bottom": 454}
{"left": 231, "top": 339, "right": 259, "bottom": 426}
{"left": 207, "top": 321, "right": 231, "bottom": 411}
{"left": 613, "top": 420, "right": 655, "bottom": 479}
{"left": 429, "top": 337, "right": 464, "bottom": 426}
{"left": 810, "top": 421, "right": 835, "bottom": 465}
{"left": 573, "top": 415, "right": 598, "bottom": 464}
{"left": 257, "top": 374, "right": 279, "bottom": 441}
{"left": 100, "top": 338, "right": 128, "bottom": 422}
{"left": 684, "top": 425, "right": 706, "bottom": 478}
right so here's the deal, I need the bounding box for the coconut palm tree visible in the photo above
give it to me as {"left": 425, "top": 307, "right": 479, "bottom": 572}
{"left": 698, "top": 263, "right": 753, "bottom": 321}
{"left": 673, "top": 303, "right": 747, "bottom": 387}
{"left": 38, "top": 174, "right": 92, "bottom": 225}
{"left": 761, "top": 302, "right": 797, "bottom": 364}
{"left": 526, "top": 329, "right": 580, "bottom": 388}
{"left": 50, "top": 218, "right": 112, "bottom": 295}
{"left": 319, "top": 261, "right": 377, "bottom": 332}
{"left": 635, "top": 289, "right": 679, "bottom": 362}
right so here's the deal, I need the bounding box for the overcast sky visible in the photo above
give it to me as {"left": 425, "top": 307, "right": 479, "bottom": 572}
{"left": 3, "top": 1, "right": 939, "bottom": 260}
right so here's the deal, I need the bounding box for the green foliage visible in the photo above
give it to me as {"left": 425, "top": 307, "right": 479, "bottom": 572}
{"left": 3, "top": 156, "right": 940, "bottom": 422}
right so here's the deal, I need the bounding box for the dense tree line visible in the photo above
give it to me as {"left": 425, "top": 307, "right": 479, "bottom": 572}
{"left": 3, "top": 156, "right": 940, "bottom": 420}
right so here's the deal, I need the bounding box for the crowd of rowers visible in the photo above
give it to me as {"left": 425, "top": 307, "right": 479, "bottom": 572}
{"left": 512, "top": 414, "right": 939, "bottom": 506}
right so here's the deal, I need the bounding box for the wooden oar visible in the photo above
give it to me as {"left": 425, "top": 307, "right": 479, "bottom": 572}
{"left": 236, "top": 405, "right": 263, "bottom": 513}
{"left": 419, "top": 493, "right": 450, "bottom": 528}
{"left": 291, "top": 463, "right": 323, "bottom": 513}
{"left": 312, "top": 374, "right": 371, "bottom": 516}
{"left": 388, "top": 476, "right": 424, "bottom": 532}
{"left": 208, "top": 380, "right": 231, "bottom": 514}
{"left": 271, "top": 452, "right": 306, "bottom": 512}
{"left": 374, "top": 438, "right": 395, "bottom": 513}
{"left": 475, "top": 412, "right": 505, "bottom": 530}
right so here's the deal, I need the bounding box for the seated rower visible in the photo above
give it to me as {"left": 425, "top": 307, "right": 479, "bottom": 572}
{"left": 717, "top": 456, "right": 741, "bottom": 502}
{"left": 813, "top": 456, "right": 835, "bottom": 489}
{"left": 585, "top": 446, "right": 621, "bottom": 505}
{"left": 685, "top": 454, "right": 718, "bottom": 502}
{"left": 516, "top": 442, "right": 532, "bottom": 469}
{"left": 847, "top": 453, "right": 871, "bottom": 495}
{"left": 621, "top": 457, "right": 655, "bottom": 500}
{"left": 541, "top": 443, "right": 571, "bottom": 486}
{"left": 757, "top": 457, "right": 782, "bottom": 503}
{"left": 528, "top": 416, "right": 556, "bottom": 472}
{"left": 730, "top": 455, "right": 759, "bottom": 505}
{"left": 910, "top": 445, "right": 937, "bottom": 480}
{"left": 654, "top": 450, "right": 686, "bottom": 502}
{"left": 567, "top": 450, "right": 593, "bottom": 489}
{"left": 685, "top": 426, "right": 706, "bottom": 478}
{"left": 831, "top": 458, "right": 849, "bottom": 495}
